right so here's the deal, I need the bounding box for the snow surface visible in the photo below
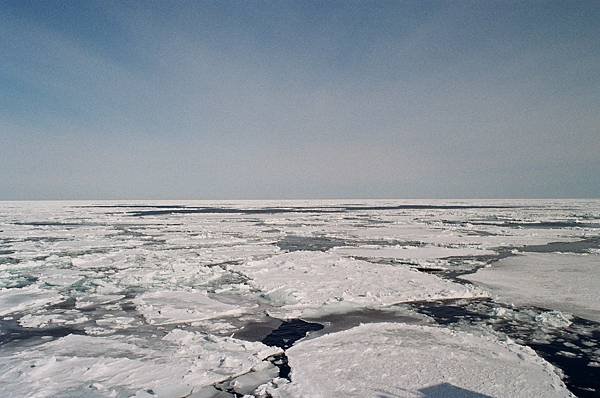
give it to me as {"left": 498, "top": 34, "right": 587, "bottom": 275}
{"left": 234, "top": 251, "right": 486, "bottom": 318}
{"left": 0, "top": 286, "right": 63, "bottom": 316}
{"left": 330, "top": 244, "right": 496, "bottom": 269}
{"left": 277, "top": 323, "right": 574, "bottom": 398}
{"left": 331, "top": 244, "right": 495, "bottom": 260}
{"left": 0, "top": 330, "right": 281, "bottom": 398}
{"left": 0, "top": 199, "right": 598, "bottom": 397}
{"left": 462, "top": 252, "right": 600, "bottom": 322}
{"left": 134, "top": 290, "right": 251, "bottom": 325}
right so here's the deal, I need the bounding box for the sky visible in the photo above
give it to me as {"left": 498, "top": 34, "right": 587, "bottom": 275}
{"left": 1, "top": 0, "right": 599, "bottom": 200}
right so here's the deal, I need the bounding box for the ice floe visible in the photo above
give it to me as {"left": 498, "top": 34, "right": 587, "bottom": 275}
{"left": 233, "top": 251, "right": 486, "bottom": 318}
{"left": 330, "top": 244, "right": 495, "bottom": 260}
{"left": 0, "top": 286, "right": 63, "bottom": 316}
{"left": 462, "top": 252, "right": 600, "bottom": 322}
{"left": 133, "top": 290, "right": 250, "bottom": 325}
{"left": 277, "top": 323, "right": 574, "bottom": 398}
{"left": 0, "top": 329, "right": 281, "bottom": 398}
{"left": 18, "top": 312, "right": 89, "bottom": 328}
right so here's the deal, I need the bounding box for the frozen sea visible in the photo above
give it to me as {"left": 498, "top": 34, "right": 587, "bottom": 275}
{"left": 0, "top": 199, "right": 599, "bottom": 397}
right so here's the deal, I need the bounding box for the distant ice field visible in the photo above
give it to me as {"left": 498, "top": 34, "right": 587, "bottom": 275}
{"left": 0, "top": 199, "right": 599, "bottom": 397}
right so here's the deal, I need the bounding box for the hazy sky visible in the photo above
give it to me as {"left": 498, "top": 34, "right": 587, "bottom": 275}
{"left": 1, "top": 1, "right": 599, "bottom": 199}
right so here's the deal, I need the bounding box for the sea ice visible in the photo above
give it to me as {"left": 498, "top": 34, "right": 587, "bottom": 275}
{"left": 18, "top": 312, "right": 89, "bottom": 328}
{"left": 75, "top": 294, "right": 126, "bottom": 309}
{"left": 277, "top": 323, "right": 574, "bottom": 398}
{"left": 134, "top": 290, "right": 250, "bottom": 325}
{"left": 0, "top": 329, "right": 281, "bottom": 398}
{"left": 1, "top": 199, "right": 598, "bottom": 397}
{"left": 233, "top": 251, "right": 486, "bottom": 318}
{"left": 462, "top": 252, "right": 600, "bottom": 322}
{"left": 330, "top": 244, "right": 495, "bottom": 260}
{"left": 0, "top": 285, "right": 63, "bottom": 316}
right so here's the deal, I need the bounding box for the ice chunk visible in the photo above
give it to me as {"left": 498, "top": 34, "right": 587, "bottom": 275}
{"left": 0, "top": 330, "right": 281, "bottom": 398}
{"left": 234, "top": 251, "right": 486, "bottom": 318}
{"left": 76, "top": 294, "right": 125, "bottom": 309}
{"left": 134, "top": 290, "right": 250, "bottom": 325}
{"left": 95, "top": 316, "right": 139, "bottom": 329}
{"left": 279, "top": 323, "right": 574, "bottom": 398}
{"left": 331, "top": 244, "right": 495, "bottom": 260}
{"left": 220, "top": 361, "right": 279, "bottom": 395}
{"left": 462, "top": 252, "right": 600, "bottom": 322}
{"left": 535, "top": 310, "right": 573, "bottom": 328}
{"left": 0, "top": 286, "right": 63, "bottom": 316}
{"left": 18, "top": 312, "right": 89, "bottom": 328}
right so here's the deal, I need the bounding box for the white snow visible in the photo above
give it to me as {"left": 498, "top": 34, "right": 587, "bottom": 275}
{"left": 0, "top": 286, "right": 63, "bottom": 316}
{"left": 1, "top": 199, "right": 599, "bottom": 397}
{"left": 0, "top": 330, "right": 281, "bottom": 398}
{"left": 278, "top": 323, "right": 574, "bottom": 398}
{"left": 133, "top": 290, "right": 250, "bottom": 325}
{"left": 233, "top": 251, "right": 486, "bottom": 318}
{"left": 76, "top": 294, "right": 126, "bottom": 309}
{"left": 331, "top": 244, "right": 495, "bottom": 260}
{"left": 330, "top": 244, "right": 496, "bottom": 269}
{"left": 462, "top": 252, "right": 600, "bottom": 322}
{"left": 338, "top": 221, "right": 586, "bottom": 250}
{"left": 18, "top": 312, "right": 89, "bottom": 328}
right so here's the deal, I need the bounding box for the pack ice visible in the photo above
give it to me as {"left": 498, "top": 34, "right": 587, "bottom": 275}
{"left": 0, "top": 199, "right": 599, "bottom": 397}
{"left": 233, "top": 251, "right": 486, "bottom": 318}
{"left": 0, "top": 330, "right": 280, "bottom": 398}
{"left": 275, "top": 323, "right": 574, "bottom": 398}
{"left": 462, "top": 252, "right": 600, "bottom": 322}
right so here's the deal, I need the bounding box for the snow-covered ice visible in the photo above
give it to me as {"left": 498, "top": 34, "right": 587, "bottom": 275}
{"left": 0, "top": 199, "right": 599, "bottom": 397}
{"left": 278, "top": 323, "right": 574, "bottom": 398}
{"left": 0, "top": 286, "right": 63, "bottom": 316}
{"left": 134, "top": 290, "right": 250, "bottom": 325}
{"left": 462, "top": 252, "right": 600, "bottom": 322}
{"left": 234, "top": 251, "right": 486, "bottom": 318}
{"left": 330, "top": 244, "right": 495, "bottom": 260}
{"left": 0, "top": 329, "right": 281, "bottom": 398}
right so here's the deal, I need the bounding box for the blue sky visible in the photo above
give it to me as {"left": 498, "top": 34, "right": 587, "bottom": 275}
{"left": 1, "top": 1, "right": 599, "bottom": 199}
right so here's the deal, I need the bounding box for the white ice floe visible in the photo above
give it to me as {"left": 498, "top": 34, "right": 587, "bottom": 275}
{"left": 337, "top": 219, "right": 579, "bottom": 246}
{"left": 134, "top": 290, "right": 250, "bottom": 325}
{"left": 462, "top": 252, "right": 600, "bottom": 322}
{"left": 0, "top": 286, "right": 63, "bottom": 316}
{"left": 18, "top": 312, "right": 89, "bottom": 328}
{"left": 331, "top": 244, "right": 495, "bottom": 259}
{"left": 95, "top": 316, "right": 140, "bottom": 329}
{"left": 234, "top": 251, "right": 486, "bottom": 318}
{"left": 276, "top": 323, "right": 574, "bottom": 398}
{"left": 35, "top": 267, "right": 84, "bottom": 287}
{"left": 535, "top": 310, "right": 574, "bottom": 328}
{"left": 66, "top": 245, "right": 274, "bottom": 294}
{"left": 0, "top": 329, "right": 281, "bottom": 398}
{"left": 76, "top": 294, "right": 126, "bottom": 309}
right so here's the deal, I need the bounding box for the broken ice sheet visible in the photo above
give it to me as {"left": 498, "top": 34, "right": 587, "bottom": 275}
{"left": 330, "top": 244, "right": 496, "bottom": 260}
{"left": 1, "top": 199, "right": 599, "bottom": 397}
{"left": 18, "top": 312, "right": 89, "bottom": 328}
{"left": 232, "top": 251, "right": 487, "bottom": 318}
{"left": 133, "top": 290, "right": 252, "bottom": 325}
{"left": 0, "top": 329, "right": 281, "bottom": 398}
{"left": 0, "top": 285, "right": 63, "bottom": 316}
{"left": 277, "top": 323, "right": 574, "bottom": 398}
{"left": 462, "top": 252, "right": 600, "bottom": 322}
